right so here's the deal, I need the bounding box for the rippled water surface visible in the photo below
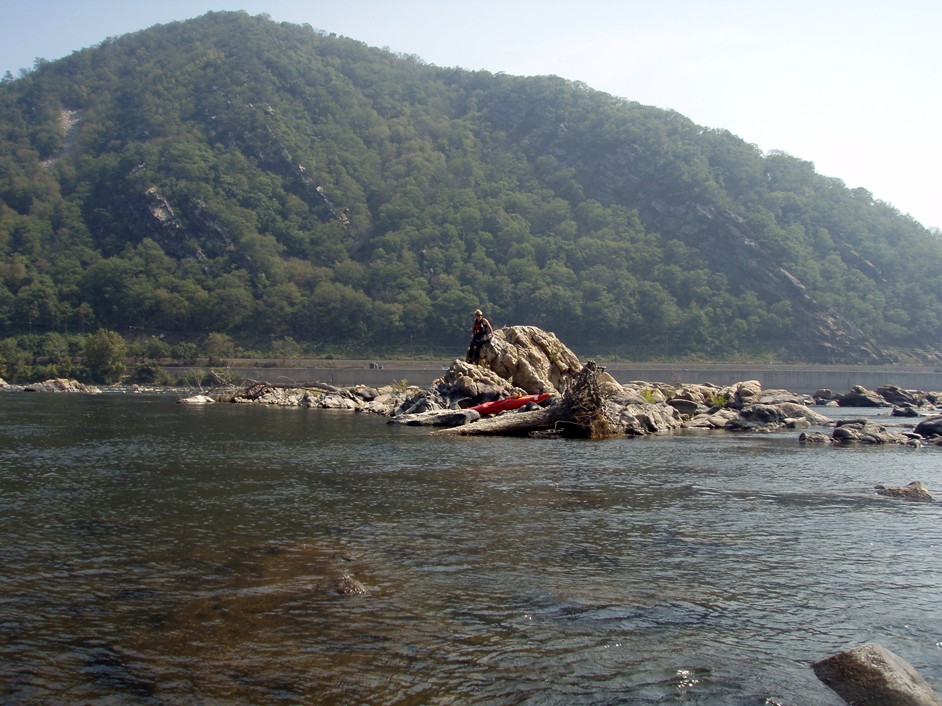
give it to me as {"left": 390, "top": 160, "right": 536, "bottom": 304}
{"left": 1, "top": 394, "right": 941, "bottom": 704}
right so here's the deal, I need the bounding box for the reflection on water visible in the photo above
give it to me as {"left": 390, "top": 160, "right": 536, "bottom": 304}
{"left": 1, "top": 394, "right": 940, "bottom": 704}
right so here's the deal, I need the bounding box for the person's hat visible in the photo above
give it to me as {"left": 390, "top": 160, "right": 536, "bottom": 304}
{"left": 474, "top": 309, "right": 483, "bottom": 316}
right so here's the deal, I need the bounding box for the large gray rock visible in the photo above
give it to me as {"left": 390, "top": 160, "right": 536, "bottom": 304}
{"left": 776, "top": 401, "right": 832, "bottom": 426}
{"left": 687, "top": 407, "right": 739, "bottom": 429}
{"left": 832, "top": 419, "right": 910, "bottom": 444}
{"left": 667, "top": 397, "right": 702, "bottom": 417}
{"left": 607, "top": 401, "right": 683, "bottom": 436}
{"left": 438, "top": 359, "right": 519, "bottom": 401}
{"left": 477, "top": 325, "right": 582, "bottom": 394}
{"left": 813, "top": 642, "right": 942, "bottom": 705}
{"left": 837, "top": 385, "right": 890, "bottom": 407}
{"left": 725, "top": 403, "right": 788, "bottom": 430}
{"left": 877, "top": 384, "right": 923, "bottom": 407}
{"left": 914, "top": 416, "right": 942, "bottom": 438}
{"left": 731, "top": 379, "right": 762, "bottom": 408}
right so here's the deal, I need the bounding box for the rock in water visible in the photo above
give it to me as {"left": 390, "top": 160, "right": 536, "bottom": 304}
{"left": 812, "top": 642, "right": 942, "bottom": 705}
{"left": 875, "top": 481, "right": 933, "bottom": 502}
{"left": 914, "top": 416, "right": 942, "bottom": 438}
{"left": 177, "top": 394, "right": 215, "bottom": 405}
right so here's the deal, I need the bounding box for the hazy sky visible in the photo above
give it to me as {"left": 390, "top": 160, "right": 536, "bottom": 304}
{"left": 2, "top": 0, "right": 939, "bottom": 228}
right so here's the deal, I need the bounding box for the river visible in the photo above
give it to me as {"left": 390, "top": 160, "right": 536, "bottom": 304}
{"left": 1, "top": 393, "right": 940, "bottom": 704}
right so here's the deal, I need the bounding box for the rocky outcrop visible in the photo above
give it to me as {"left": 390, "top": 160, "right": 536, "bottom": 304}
{"left": 438, "top": 359, "right": 522, "bottom": 401}
{"left": 801, "top": 417, "right": 931, "bottom": 446}
{"left": 831, "top": 419, "right": 915, "bottom": 445}
{"left": 813, "top": 642, "right": 942, "bottom": 705}
{"left": 828, "top": 384, "right": 940, "bottom": 412}
{"left": 477, "top": 325, "right": 583, "bottom": 394}
{"left": 384, "top": 327, "right": 584, "bottom": 427}
{"left": 22, "top": 378, "right": 101, "bottom": 394}
{"left": 210, "top": 327, "right": 942, "bottom": 444}
{"left": 219, "top": 380, "right": 419, "bottom": 413}
{"left": 892, "top": 405, "right": 921, "bottom": 417}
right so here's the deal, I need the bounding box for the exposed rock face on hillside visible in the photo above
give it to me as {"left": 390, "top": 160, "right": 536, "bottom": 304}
{"left": 638, "top": 203, "right": 895, "bottom": 364}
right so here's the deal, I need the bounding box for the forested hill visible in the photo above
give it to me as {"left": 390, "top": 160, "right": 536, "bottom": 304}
{"left": 2, "top": 10, "right": 940, "bottom": 364}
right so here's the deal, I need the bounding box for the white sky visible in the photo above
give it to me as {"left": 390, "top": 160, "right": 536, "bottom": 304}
{"left": 2, "top": 0, "right": 939, "bottom": 229}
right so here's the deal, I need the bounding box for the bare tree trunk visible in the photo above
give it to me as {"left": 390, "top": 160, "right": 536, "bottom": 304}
{"left": 433, "top": 361, "right": 617, "bottom": 438}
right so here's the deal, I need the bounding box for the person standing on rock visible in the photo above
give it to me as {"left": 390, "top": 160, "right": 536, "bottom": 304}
{"left": 466, "top": 309, "right": 493, "bottom": 363}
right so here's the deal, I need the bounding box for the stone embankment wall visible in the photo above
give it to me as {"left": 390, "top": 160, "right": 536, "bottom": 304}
{"left": 166, "top": 362, "right": 942, "bottom": 394}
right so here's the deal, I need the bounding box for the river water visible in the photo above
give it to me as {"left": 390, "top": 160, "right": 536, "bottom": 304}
{"left": 1, "top": 393, "right": 940, "bottom": 705}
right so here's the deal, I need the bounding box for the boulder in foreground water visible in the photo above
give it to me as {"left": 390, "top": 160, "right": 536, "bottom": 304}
{"left": 812, "top": 642, "right": 942, "bottom": 705}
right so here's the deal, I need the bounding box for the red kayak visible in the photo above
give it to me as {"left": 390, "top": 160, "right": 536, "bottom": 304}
{"left": 469, "top": 393, "right": 550, "bottom": 415}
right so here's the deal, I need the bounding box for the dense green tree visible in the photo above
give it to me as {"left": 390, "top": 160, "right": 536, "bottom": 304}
{"left": 82, "top": 328, "right": 126, "bottom": 383}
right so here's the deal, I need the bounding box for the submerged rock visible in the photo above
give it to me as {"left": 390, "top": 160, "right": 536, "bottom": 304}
{"left": 177, "top": 394, "right": 215, "bottom": 405}
{"left": 331, "top": 574, "right": 367, "bottom": 596}
{"left": 875, "top": 481, "right": 933, "bottom": 502}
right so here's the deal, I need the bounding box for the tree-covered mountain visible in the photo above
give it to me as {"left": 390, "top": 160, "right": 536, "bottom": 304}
{"left": 2, "top": 10, "right": 940, "bottom": 364}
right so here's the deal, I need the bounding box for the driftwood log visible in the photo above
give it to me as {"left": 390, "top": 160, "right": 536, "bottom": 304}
{"left": 433, "top": 361, "right": 617, "bottom": 439}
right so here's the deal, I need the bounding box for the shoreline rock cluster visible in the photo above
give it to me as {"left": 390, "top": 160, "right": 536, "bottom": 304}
{"left": 230, "top": 324, "right": 942, "bottom": 435}
{"left": 0, "top": 377, "right": 102, "bottom": 394}
{"left": 5, "top": 326, "right": 942, "bottom": 448}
